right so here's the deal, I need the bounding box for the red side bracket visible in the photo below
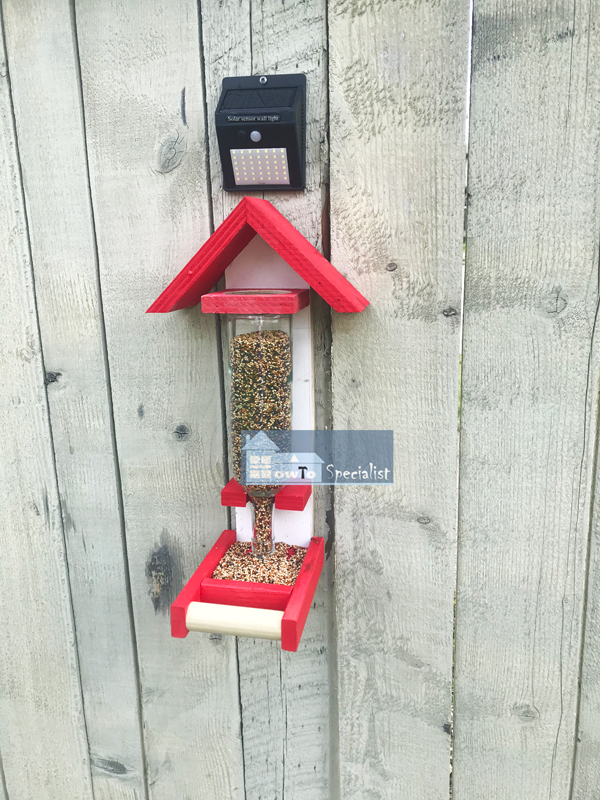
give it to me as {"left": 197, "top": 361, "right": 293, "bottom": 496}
{"left": 274, "top": 484, "right": 312, "bottom": 511}
{"left": 170, "top": 529, "right": 235, "bottom": 637}
{"left": 223, "top": 480, "right": 310, "bottom": 510}
{"left": 281, "top": 537, "right": 325, "bottom": 652}
{"left": 221, "top": 478, "right": 248, "bottom": 507}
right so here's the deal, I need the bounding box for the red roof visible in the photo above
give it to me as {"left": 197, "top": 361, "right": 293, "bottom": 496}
{"left": 147, "top": 197, "right": 368, "bottom": 314}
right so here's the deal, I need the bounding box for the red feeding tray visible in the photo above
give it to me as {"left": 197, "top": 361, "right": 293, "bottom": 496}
{"left": 171, "top": 530, "right": 324, "bottom": 652}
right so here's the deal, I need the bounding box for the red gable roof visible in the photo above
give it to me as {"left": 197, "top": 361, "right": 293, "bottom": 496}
{"left": 147, "top": 197, "right": 368, "bottom": 314}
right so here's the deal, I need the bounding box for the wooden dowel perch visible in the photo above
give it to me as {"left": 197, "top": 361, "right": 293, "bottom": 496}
{"left": 185, "top": 602, "right": 284, "bottom": 640}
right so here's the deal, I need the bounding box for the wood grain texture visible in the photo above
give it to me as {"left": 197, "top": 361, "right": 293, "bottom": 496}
{"left": 2, "top": 2, "right": 147, "bottom": 797}
{"left": 0, "top": 755, "right": 7, "bottom": 800}
{"left": 573, "top": 457, "right": 600, "bottom": 797}
{"left": 200, "top": 0, "right": 334, "bottom": 797}
{"left": 73, "top": 1, "right": 244, "bottom": 798}
{"left": 328, "top": 0, "right": 470, "bottom": 797}
{"left": 6, "top": 3, "right": 600, "bottom": 797}
{"left": 454, "top": 3, "right": 600, "bottom": 799}
{"left": 0, "top": 15, "right": 94, "bottom": 800}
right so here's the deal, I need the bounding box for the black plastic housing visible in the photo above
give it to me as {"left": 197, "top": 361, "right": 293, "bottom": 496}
{"left": 215, "top": 74, "right": 306, "bottom": 192}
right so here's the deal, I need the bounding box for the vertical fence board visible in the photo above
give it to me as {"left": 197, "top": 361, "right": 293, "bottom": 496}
{"left": 0, "top": 15, "right": 93, "bottom": 800}
{"left": 572, "top": 13, "right": 600, "bottom": 784}
{"left": 328, "top": 0, "right": 470, "bottom": 797}
{"left": 244, "top": 4, "right": 333, "bottom": 800}
{"left": 455, "top": 3, "right": 600, "bottom": 799}
{"left": 2, "top": 2, "right": 147, "bottom": 797}
{"left": 248, "top": 0, "right": 333, "bottom": 800}
{"left": 73, "top": 1, "right": 244, "bottom": 798}
{"left": 574, "top": 453, "right": 600, "bottom": 796}
{"left": 200, "top": 2, "right": 333, "bottom": 798}
{"left": 201, "top": 0, "right": 251, "bottom": 224}
{"left": 0, "top": 755, "right": 7, "bottom": 800}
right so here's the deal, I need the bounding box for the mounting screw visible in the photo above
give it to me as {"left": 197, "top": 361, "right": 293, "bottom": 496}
{"left": 259, "top": 76, "right": 268, "bottom": 84}
{"left": 386, "top": 262, "right": 397, "bottom": 272}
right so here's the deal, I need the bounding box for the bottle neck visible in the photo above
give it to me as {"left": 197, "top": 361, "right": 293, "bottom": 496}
{"left": 250, "top": 495, "right": 275, "bottom": 557}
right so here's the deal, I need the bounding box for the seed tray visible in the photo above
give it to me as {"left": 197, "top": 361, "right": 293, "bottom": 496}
{"left": 170, "top": 529, "right": 324, "bottom": 652}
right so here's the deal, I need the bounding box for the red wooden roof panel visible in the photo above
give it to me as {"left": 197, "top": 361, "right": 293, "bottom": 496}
{"left": 245, "top": 198, "right": 368, "bottom": 313}
{"left": 147, "top": 197, "right": 368, "bottom": 314}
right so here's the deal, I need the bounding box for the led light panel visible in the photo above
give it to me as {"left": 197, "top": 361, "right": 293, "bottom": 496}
{"left": 230, "top": 148, "right": 290, "bottom": 187}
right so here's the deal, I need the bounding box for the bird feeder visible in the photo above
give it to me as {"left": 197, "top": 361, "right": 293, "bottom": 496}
{"left": 147, "top": 196, "right": 368, "bottom": 650}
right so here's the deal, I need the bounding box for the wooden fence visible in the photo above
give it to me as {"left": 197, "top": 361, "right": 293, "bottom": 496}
{"left": 1, "top": 1, "right": 599, "bottom": 798}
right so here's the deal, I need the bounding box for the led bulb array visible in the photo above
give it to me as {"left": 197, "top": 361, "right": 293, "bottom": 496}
{"left": 230, "top": 148, "right": 290, "bottom": 187}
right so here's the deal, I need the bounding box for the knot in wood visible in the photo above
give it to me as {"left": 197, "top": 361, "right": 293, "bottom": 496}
{"left": 155, "top": 131, "right": 186, "bottom": 174}
{"left": 173, "top": 424, "right": 190, "bottom": 441}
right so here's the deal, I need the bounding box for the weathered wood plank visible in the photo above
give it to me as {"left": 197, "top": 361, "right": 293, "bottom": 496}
{"left": 243, "top": 4, "right": 333, "bottom": 800}
{"left": 328, "top": 0, "right": 470, "bottom": 796}
{"left": 73, "top": 2, "right": 244, "bottom": 798}
{"left": 0, "top": 753, "right": 7, "bottom": 800}
{"left": 573, "top": 456, "right": 600, "bottom": 795}
{"left": 200, "top": 1, "right": 333, "bottom": 797}
{"left": 0, "top": 15, "right": 94, "bottom": 800}
{"left": 250, "top": 6, "right": 334, "bottom": 799}
{"left": 2, "top": 2, "right": 147, "bottom": 797}
{"left": 454, "top": 3, "right": 600, "bottom": 799}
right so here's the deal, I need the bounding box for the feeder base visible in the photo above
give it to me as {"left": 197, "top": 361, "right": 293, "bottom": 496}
{"left": 170, "top": 530, "right": 324, "bottom": 651}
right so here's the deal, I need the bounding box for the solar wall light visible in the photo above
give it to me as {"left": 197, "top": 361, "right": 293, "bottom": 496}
{"left": 215, "top": 73, "right": 306, "bottom": 192}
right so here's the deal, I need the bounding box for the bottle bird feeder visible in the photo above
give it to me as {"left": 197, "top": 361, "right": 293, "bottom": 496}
{"left": 147, "top": 196, "right": 368, "bottom": 650}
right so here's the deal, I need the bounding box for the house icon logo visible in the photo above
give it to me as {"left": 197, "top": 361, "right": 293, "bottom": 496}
{"left": 242, "top": 431, "right": 324, "bottom": 484}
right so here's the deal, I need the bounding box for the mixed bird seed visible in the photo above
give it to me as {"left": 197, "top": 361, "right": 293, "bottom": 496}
{"left": 252, "top": 495, "right": 276, "bottom": 557}
{"left": 230, "top": 327, "right": 292, "bottom": 553}
{"left": 212, "top": 542, "right": 307, "bottom": 585}
{"left": 230, "top": 328, "right": 292, "bottom": 483}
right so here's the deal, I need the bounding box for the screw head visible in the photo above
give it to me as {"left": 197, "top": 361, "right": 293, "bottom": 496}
{"left": 259, "top": 76, "right": 268, "bottom": 84}
{"left": 386, "top": 262, "right": 397, "bottom": 272}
